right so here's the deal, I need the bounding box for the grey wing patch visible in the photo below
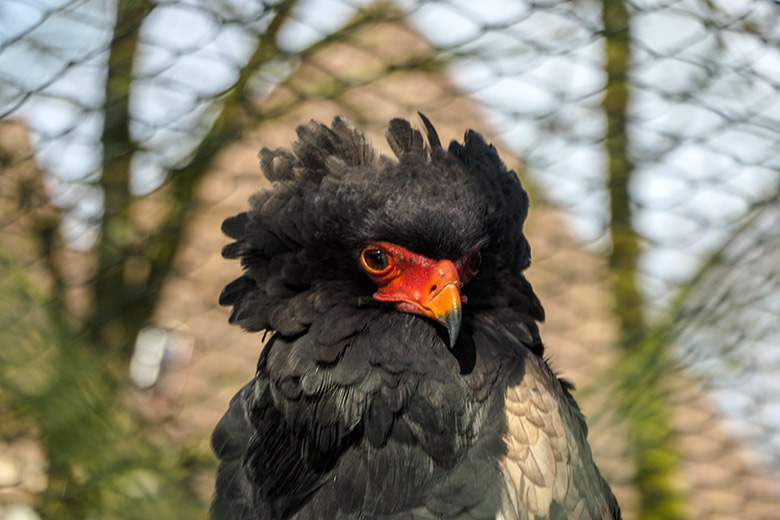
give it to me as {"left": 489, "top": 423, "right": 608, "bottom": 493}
{"left": 498, "top": 355, "right": 620, "bottom": 520}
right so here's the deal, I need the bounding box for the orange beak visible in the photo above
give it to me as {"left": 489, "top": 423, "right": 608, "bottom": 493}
{"left": 373, "top": 258, "right": 463, "bottom": 348}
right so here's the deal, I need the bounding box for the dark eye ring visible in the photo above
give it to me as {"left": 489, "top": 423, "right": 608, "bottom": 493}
{"left": 361, "top": 247, "right": 391, "bottom": 274}
{"left": 468, "top": 251, "right": 482, "bottom": 274}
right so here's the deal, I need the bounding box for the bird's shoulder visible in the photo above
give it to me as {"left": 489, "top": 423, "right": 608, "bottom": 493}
{"left": 498, "top": 353, "right": 622, "bottom": 520}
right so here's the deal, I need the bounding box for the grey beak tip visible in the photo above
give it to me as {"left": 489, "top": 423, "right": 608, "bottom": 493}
{"left": 445, "top": 306, "right": 462, "bottom": 349}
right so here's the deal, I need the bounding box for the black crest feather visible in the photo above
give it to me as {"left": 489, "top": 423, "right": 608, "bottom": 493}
{"left": 386, "top": 117, "right": 426, "bottom": 157}
{"left": 418, "top": 111, "right": 441, "bottom": 149}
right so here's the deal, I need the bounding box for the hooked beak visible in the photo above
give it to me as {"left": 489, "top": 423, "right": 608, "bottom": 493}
{"left": 373, "top": 258, "right": 463, "bottom": 348}
{"left": 422, "top": 280, "right": 462, "bottom": 348}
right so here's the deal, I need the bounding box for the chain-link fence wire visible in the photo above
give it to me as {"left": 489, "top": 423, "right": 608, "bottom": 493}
{"left": 2, "top": 0, "right": 780, "bottom": 518}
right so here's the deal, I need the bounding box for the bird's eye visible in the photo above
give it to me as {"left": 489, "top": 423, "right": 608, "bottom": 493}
{"left": 361, "top": 246, "right": 391, "bottom": 274}
{"left": 467, "top": 250, "right": 482, "bottom": 275}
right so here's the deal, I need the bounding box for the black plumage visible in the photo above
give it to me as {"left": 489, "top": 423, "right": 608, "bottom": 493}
{"left": 212, "top": 115, "right": 620, "bottom": 519}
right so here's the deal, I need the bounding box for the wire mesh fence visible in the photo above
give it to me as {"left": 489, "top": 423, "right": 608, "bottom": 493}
{"left": 1, "top": 0, "right": 780, "bottom": 518}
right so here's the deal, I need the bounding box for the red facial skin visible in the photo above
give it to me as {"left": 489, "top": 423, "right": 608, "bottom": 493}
{"left": 359, "top": 241, "right": 480, "bottom": 346}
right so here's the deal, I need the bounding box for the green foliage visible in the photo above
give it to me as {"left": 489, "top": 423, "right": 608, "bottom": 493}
{"left": 0, "top": 251, "right": 209, "bottom": 518}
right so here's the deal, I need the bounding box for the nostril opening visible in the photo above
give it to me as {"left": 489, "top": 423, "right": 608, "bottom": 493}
{"left": 430, "top": 284, "right": 437, "bottom": 294}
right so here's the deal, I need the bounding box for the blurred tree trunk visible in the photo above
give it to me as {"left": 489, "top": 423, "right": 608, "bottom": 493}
{"left": 90, "top": 0, "right": 152, "bottom": 364}
{"left": 87, "top": 0, "right": 296, "bottom": 364}
{"left": 600, "top": 1, "right": 687, "bottom": 518}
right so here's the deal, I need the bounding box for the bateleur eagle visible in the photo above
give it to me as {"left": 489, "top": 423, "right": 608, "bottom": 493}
{"left": 212, "top": 115, "right": 621, "bottom": 520}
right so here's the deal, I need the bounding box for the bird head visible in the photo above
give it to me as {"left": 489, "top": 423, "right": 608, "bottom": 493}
{"left": 358, "top": 240, "right": 481, "bottom": 347}
{"left": 220, "top": 114, "right": 537, "bottom": 352}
